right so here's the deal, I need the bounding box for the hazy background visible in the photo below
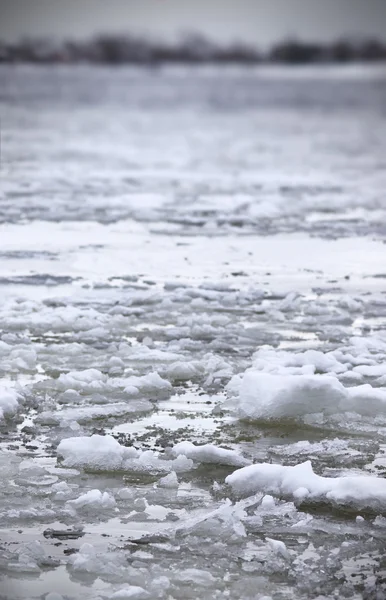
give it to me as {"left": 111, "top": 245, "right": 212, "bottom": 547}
{"left": 1, "top": 0, "right": 386, "bottom": 45}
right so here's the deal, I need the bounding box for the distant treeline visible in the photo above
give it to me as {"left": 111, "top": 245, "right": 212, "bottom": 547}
{"left": 1, "top": 34, "right": 386, "bottom": 65}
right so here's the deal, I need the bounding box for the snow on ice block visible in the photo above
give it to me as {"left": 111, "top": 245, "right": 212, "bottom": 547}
{"left": 227, "top": 372, "right": 386, "bottom": 420}
{"left": 226, "top": 460, "right": 386, "bottom": 510}
{"left": 172, "top": 441, "right": 251, "bottom": 467}
{"left": 57, "top": 434, "right": 138, "bottom": 471}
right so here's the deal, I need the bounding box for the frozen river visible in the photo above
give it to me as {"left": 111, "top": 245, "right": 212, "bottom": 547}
{"left": 1, "top": 64, "right": 386, "bottom": 600}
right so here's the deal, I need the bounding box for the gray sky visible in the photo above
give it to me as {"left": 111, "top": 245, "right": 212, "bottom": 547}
{"left": 1, "top": 0, "right": 386, "bottom": 45}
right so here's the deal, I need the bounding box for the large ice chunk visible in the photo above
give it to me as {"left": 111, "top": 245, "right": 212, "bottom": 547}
{"left": 57, "top": 434, "right": 137, "bottom": 471}
{"left": 226, "top": 460, "right": 386, "bottom": 510}
{"left": 227, "top": 372, "right": 386, "bottom": 420}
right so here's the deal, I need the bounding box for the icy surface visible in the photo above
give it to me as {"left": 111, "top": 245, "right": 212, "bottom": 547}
{"left": 1, "top": 65, "right": 386, "bottom": 600}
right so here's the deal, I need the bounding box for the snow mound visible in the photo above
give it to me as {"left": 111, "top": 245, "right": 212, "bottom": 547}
{"left": 172, "top": 441, "right": 251, "bottom": 467}
{"left": 227, "top": 372, "right": 386, "bottom": 420}
{"left": 226, "top": 460, "right": 386, "bottom": 510}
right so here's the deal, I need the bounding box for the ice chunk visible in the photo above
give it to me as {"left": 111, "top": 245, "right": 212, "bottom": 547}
{"left": 175, "top": 568, "right": 216, "bottom": 586}
{"left": 353, "top": 364, "right": 386, "bottom": 377}
{"left": 149, "top": 576, "right": 170, "bottom": 595}
{"left": 37, "top": 400, "right": 152, "bottom": 426}
{"left": 171, "top": 454, "right": 194, "bottom": 473}
{"left": 118, "top": 488, "right": 134, "bottom": 500}
{"left": 172, "top": 441, "right": 251, "bottom": 467}
{"left": 110, "top": 587, "right": 149, "bottom": 599}
{"left": 67, "top": 489, "right": 116, "bottom": 510}
{"left": 227, "top": 372, "right": 386, "bottom": 420}
{"left": 261, "top": 495, "right": 276, "bottom": 509}
{"left": 122, "top": 372, "right": 172, "bottom": 396}
{"left": 57, "top": 434, "right": 138, "bottom": 471}
{"left": 266, "top": 537, "right": 290, "bottom": 560}
{"left": 57, "top": 369, "right": 107, "bottom": 392}
{"left": 165, "top": 361, "right": 203, "bottom": 381}
{"left": 68, "top": 543, "right": 128, "bottom": 579}
{"left": 226, "top": 460, "right": 386, "bottom": 510}
{"left": 0, "top": 386, "right": 21, "bottom": 421}
{"left": 158, "top": 471, "right": 179, "bottom": 488}
{"left": 247, "top": 347, "right": 346, "bottom": 375}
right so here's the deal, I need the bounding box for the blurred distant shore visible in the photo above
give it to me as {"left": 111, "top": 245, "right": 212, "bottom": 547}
{"left": 1, "top": 34, "right": 386, "bottom": 65}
